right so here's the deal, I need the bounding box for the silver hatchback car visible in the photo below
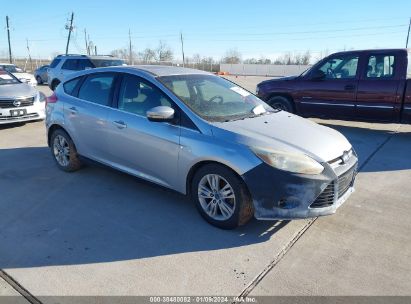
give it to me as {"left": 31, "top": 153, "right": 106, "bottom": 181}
{"left": 46, "top": 66, "right": 358, "bottom": 229}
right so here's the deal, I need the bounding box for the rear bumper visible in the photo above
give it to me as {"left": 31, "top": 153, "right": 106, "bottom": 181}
{"left": 0, "top": 103, "right": 46, "bottom": 124}
{"left": 242, "top": 153, "right": 358, "bottom": 220}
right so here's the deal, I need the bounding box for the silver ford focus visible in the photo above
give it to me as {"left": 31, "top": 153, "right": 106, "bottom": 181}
{"left": 46, "top": 66, "right": 358, "bottom": 229}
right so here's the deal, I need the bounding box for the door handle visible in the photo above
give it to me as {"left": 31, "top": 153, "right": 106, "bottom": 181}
{"left": 344, "top": 84, "right": 356, "bottom": 91}
{"left": 69, "top": 106, "right": 78, "bottom": 114}
{"left": 113, "top": 120, "right": 127, "bottom": 129}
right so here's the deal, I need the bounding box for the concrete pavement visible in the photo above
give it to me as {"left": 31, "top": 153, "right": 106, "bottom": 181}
{"left": 0, "top": 84, "right": 410, "bottom": 300}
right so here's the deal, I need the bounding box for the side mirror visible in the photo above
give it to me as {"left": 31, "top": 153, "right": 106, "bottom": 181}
{"left": 146, "top": 106, "right": 175, "bottom": 122}
{"left": 310, "top": 69, "right": 326, "bottom": 81}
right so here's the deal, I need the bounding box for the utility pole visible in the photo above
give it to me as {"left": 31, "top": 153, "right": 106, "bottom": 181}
{"left": 95, "top": 45, "right": 97, "bottom": 55}
{"left": 26, "top": 39, "right": 33, "bottom": 71}
{"left": 6, "top": 16, "right": 12, "bottom": 63}
{"left": 128, "top": 29, "right": 133, "bottom": 65}
{"left": 180, "top": 31, "right": 185, "bottom": 67}
{"left": 65, "top": 12, "right": 74, "bottom": 55}
{"left": 84, "top": 29, "right": 89, "bottom": 55}
{"left": 406, "top": 17, "right": 411, "bottom": 48}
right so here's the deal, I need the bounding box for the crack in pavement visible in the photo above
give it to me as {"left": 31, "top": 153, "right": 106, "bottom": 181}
{"left": 0, "top": 270, "right": 42, "bottom": 304}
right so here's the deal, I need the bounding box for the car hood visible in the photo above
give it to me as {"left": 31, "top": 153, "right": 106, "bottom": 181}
{"left": 259, "top": 75, "right": 299, "bottom": 85}
{"left": 211, "top": 111, "right": 352, "bottom": 163}
{"left": 13, "top": 72, "right": 35, "bottom": 80}
{"left": 0, "top": 83, "right": 37, "bottom": 98}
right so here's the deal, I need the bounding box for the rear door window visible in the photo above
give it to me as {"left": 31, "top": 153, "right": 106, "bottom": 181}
{"left": 61, "top": 59, "right": 78, "bottom": 71}
{"left": 366, "top": 55, "right": 395, "bottom": 78}
{"left": 78, "top": 73, "right": 116, "bottom": 106}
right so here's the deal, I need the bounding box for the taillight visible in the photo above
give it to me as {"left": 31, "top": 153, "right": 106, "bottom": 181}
{"left": 46, "top": 93, "right": 58, "bottom": 105}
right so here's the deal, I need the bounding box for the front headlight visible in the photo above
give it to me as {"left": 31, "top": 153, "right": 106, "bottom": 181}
{"left": 250, "top": 147, "right": 324, "bottom": 175}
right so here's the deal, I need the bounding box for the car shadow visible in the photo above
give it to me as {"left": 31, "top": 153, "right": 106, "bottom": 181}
{"left": 318, "top": 122, "right": 411, "bottom": 173}
{"left": 0, "top": 146, "right": 289, "bottom": 269}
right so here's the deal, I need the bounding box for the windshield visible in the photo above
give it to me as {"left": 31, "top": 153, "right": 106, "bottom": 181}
{"left": 90, "top": 59, "right": 124, "bottom": 68}
{"left": 0, "top": 64, "right": 19, "bottom": 73}
{"left": 0, "top": 70, "right": 20, "bottom": 85}
{"left": 159, "top": 74, "right": 275, "bottom": 122}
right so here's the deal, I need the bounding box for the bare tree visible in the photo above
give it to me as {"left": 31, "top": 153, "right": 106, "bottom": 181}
{"left": 222, "top": 48, "right": 242, "bottom": 64}
{"left": 154, "top": 41, "right": 173, "bottom": 62}
{"left": 244, "top": 58, "right": 258, "bottom": 64}
{"left": 140, "top": 48, "right": 156, "bottom": 62}
{"left": 301, "top": 51, "right": 311, "bottom": 65}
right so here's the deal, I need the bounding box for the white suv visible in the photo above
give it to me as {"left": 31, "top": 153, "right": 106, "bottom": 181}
{"left": 47, "top": 54, "right": 125, "bottom": 90}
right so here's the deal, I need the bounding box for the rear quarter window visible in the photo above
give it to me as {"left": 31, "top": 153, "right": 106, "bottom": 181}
{"left": 63, "top": 77, "right": 82, "bottom": 96}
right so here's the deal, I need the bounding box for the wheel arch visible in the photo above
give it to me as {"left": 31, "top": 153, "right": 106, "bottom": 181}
{"left": 185, "top": 160, "right": 248, "bottom": 197}
{"left": 47, "top": 124, "right": 72, "bottom": 147}
{"left": 266, "top": 93, "right": 296, "bottom": 111}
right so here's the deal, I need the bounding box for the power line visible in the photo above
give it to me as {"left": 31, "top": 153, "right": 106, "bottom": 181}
{"left": 185, "top": 30, "right": 406, "bottom": 42}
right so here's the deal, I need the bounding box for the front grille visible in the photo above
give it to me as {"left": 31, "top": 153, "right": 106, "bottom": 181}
{"left": 311, "top": 182, "right": 335, "bottom": 208}
{"left": 0, "top": 97, "right": 35, "bottom": 109}
{"left": 310, "top": 166, "right": 356, "bottom": 209}
{"left": 337, "top": 167, "right": 356, "bottom": 198}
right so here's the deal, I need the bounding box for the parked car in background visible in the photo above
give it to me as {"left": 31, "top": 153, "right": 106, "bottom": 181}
{"left": 46, "top": 65, "right": 357, "bottom": 229}
{"left": 257, "top": 49, "right": 411, "bottom": 123}
{"left": 47, "top": 54, "right": 125, "bottom": 91}
{"left": 0, "top": 68, "right": 46, "bottom": 124}
{"left": 34, "top": 65, "right": 49, "bottom": 85}
{"left": 0, "top": 63, "right": 37, "bottom": 86}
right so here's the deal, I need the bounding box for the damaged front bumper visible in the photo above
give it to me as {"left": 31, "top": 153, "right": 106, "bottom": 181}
{"left": 242, "top": 152, "right": 358, "bottom": 220}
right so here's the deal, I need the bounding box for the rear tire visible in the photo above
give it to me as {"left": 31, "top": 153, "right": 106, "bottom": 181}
{"left": 191, "top": 164, "right": 254, "bottom": 229}
{"left": 50, "top": 129, "right": 82, "bottom": 172}
{"left": 267, "top": 96, "right": 294, "bottom": 113}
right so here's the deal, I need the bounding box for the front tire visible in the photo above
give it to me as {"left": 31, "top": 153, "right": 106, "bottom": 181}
{"left": 50, "top": 129, "right": 82, "bottom": 172}
{"left": 267, "top": 96, "right": 294, "bottom": 113}
{"left": 191, "top": 164, "right": 254, "bottom": 229}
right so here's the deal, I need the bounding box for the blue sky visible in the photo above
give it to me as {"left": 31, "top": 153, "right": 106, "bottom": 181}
{"left": 2, "top": 0, "right": 411, "bottom": 62}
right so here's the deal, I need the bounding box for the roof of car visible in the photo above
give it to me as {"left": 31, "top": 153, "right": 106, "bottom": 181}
{"left": 124, "top": 65, "right": 212, "bottom": 77}
{"left": 55, "top": 54, "right": 122, "bottom": 60}
{"left": 0, "top": 63, "right": 14, "bottom": 66}
{"left": 331, "top": 48, "right": 408, "bottom": 56}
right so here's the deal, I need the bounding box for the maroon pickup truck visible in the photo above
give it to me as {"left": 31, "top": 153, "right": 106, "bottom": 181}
{"left": 256, "top": 49, "right": 411, "bottom": 123}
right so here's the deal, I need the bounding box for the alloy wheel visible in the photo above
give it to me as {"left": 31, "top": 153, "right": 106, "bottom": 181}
{"left": 198, "top": 174, "right": 236, "bottom": 221}
{"left": 53, "top": 135, "right": 70, "bottom": 167}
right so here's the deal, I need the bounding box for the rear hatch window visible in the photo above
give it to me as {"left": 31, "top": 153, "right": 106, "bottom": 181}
{"left": 90, "top": 59, "right": 124, "bottom": 68}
